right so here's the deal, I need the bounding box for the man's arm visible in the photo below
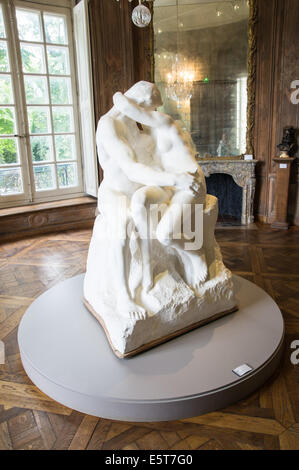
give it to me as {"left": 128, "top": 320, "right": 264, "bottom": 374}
{"left": 98, "top": 116, "right": 176, "bottom": 187}
{"left": 113, "top": 92, "right": 172, "bottom": 128}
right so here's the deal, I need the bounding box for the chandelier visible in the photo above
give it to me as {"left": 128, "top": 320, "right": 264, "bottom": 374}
{"left": 115, "top": 0, "right": 152, "bottom": 28}
{"left": 166, "top": 54, "right": 195, "bottom": 106}
{"left": 165, "top": 0, "right": 195, "bottom": 106}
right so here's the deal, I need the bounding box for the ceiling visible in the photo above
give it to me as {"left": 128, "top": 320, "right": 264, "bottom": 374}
{"left": 153, "top": 0, "right": 249, "bottom": 32}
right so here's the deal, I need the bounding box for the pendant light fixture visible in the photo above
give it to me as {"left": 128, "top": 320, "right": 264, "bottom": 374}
{"left": 115, "top": 0, "right": 152, "bottom": 28}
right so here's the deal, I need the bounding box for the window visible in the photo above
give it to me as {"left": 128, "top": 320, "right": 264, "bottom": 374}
{"left": 0, "top": 0, "right": 97, "bottom": 208}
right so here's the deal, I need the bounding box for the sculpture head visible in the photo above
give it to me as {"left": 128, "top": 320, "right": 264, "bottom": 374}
{"left": 124, "top": 81, "right": 162, "bottom": 109}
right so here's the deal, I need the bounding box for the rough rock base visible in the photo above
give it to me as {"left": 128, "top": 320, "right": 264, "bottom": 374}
{"left": 83, "top": 297, "right": 237, "bottom": 358}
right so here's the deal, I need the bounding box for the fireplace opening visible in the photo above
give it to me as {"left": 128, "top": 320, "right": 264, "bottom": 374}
{"left": 205, "top": 173, "right": 242, "bottom": 225}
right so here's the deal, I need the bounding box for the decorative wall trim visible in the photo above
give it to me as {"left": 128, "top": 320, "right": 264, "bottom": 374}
{"left": 268, "top": 171, "right": 276, "bottom": 223}
{"left": 246, "top": 0, "right": 258, "bottom": 156}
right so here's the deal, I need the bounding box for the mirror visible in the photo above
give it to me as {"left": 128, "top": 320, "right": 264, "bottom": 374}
{"left": 153, "top": 0, "right": 255, "bottom": 159}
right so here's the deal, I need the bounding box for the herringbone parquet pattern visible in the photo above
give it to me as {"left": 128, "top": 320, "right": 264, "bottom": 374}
{"left": 0, "top": 225, "right": 298, "bottom": 450}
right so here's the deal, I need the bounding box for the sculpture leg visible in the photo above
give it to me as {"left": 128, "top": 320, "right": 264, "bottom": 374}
{"left": 114, "top": 237, "right": 147, "bottom": 321}
{"left": 100, "top": 186, "right": 146, "bottom": 320}
{"left": 156, "top": 190, "right": 208, "bottom": 289}
{"left": 131, "top": 186, "right": 170, "bottom": 292}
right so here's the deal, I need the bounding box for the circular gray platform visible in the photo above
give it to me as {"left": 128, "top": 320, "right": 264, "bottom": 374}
{"left": 18, "top": 274, "right": 284, "bottom": 422}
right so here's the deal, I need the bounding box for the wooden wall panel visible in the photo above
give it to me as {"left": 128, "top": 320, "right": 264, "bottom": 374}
{"left": 254, "top": 0, "right": 299, "bottom": 224}
{"left": 253, "top": 0, "right": 279, "bottom": 220}
{"left": 275, "top": 0, "right": 299, "bottom": 224}
{"left": 88, "top": 0, "right": 152, "bottom": 123}
{"left": 88, "top": 0, "right": 134, "bottom": 122}
{"left": 0, "top": 198, "right": 96, "bottom": 242}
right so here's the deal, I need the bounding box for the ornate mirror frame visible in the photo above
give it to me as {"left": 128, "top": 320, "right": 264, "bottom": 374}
{"left": 246, "top": 0, "right": 258, "bottom": 158}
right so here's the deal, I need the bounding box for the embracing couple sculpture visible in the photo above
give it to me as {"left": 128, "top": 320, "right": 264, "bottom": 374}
{"left": 84, "top": 81, "right": 236, "bottom": 358}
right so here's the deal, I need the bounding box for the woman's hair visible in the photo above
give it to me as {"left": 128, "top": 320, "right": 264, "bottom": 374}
{"left": 124, "top": 81, "right": 162, "bottom": 108}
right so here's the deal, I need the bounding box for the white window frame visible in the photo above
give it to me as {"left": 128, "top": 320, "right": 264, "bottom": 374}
{"left": 73, "top": 0, "right": 98, "bottom": 197}
{"left": 0, "top": 0, "right": 97, "bottom": 209}
{"left": 0, "top": 0, "right": 31, "bottom": 207}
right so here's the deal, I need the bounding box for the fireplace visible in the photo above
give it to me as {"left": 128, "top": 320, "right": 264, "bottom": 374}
{"left": 206, "top": 173, "right": 242, "bottom": 224}
{"left": 197, "top": 158, "right": 257, "bottom": 225}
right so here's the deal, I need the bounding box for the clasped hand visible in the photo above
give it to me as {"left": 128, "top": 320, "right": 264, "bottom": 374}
{"left": 174, "top": 171, "right": 200, "bottom": 195}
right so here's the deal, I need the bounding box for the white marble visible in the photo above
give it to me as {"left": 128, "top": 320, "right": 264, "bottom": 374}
{"left": 84, "top": 81, "right": 236, "bottom": 357}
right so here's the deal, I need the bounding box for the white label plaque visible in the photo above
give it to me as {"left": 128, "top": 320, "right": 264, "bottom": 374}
{"left": 233, "top": 364, "right": 253, "bottom": 377}
{"left": 279, "top": 163, "right": 287, "bottom": 169}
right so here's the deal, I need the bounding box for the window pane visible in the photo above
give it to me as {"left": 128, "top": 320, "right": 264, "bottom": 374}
{"left": 0, "top": 138, "right": 18, "bottom": 164}
{"left": 47, "top": 46, "right": 70, "bottom": 75}
{"left": 24, "top": 76, "right": 48, "bottom": 104}
{"left": 21, "top": 43, "right": 45, "bottom": 73}
{"left": 0, "top": 107, "right": 15, "bottom": 135}
{"left": 57, "top": 162, "right": 77, "bottom": 188}
{"left": 28, "top": 106, "right": 51, "bottom": 134}
{"left": 31, "top": 136, "right": 53, "bottom": 162}
{"left": 16, "top": 9, "right": 42, "bottom": 42}
{"left": 0, "top": 75, "right": 13, "bottom": 104}
{"left": 44, "top": 14, "right": 67, "bottom": 45}
{"left": 33, "top": 164, "right": 56, "bottom": 190}
{"left": 50, "top": 77, "right": 72, "bottom": 104}
{"left": 0, "top": 167, "right": 22, "bottom": 194}
{"left": 55, "top": 134, "right": 76, "bottom": 161}
{"left": 52, "top": 106, "right": 73, "bottom": 133}
{"left": 0, "top": 41, "right": 9, "bottom": 72}
{"left": 0, "top": 6, "right": 6, "bottom": 39}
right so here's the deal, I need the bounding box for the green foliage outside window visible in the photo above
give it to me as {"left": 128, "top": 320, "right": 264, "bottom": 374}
{"left": 0, "top": 21, "right": 75, "bottom": 192}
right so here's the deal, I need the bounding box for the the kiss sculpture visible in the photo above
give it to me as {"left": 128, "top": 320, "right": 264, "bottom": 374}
{"left": 84, "top": 81, "right": 237, "bottom": 358}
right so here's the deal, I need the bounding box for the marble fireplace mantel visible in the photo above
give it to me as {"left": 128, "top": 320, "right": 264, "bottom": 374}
{"left": 197, "top": 158, "right": 257, "bottom": 225}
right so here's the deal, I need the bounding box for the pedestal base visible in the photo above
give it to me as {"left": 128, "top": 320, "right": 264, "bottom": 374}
{"left": 18, "top": 274, "right": 284, "bottom": 422}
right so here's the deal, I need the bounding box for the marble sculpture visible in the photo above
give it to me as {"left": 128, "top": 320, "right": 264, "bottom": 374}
{"left": 84, "top": 81, "right": 237, "bottom": 358}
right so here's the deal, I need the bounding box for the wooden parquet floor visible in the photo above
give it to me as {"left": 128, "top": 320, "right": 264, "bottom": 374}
{"left": 0, "top": 225, "right": 299, "bottom": 450}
